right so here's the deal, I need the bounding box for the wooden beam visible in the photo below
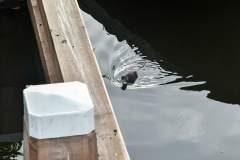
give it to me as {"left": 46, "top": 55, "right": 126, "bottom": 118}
{"left": 27, "top": 0, "right": 63, "bottom": 83}
{"left": 24, "top": 117, "right": 98, "bottom": 160}
{"left": 27, "top": 0, "right": 130, "bottom": 159}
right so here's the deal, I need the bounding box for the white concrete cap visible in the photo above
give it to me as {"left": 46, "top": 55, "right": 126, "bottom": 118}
{"left": 23, "top": 81, "right": 94, "bottom": 139}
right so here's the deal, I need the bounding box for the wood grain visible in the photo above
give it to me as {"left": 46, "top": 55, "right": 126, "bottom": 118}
{"left": 27, "top": 0, "right": 63, "bottom": 83}
{"left": 27, "top": 0, "right": 130, "bottom": 159}
{"left": 24, "top": 117, "right": 98, "bottom": 160}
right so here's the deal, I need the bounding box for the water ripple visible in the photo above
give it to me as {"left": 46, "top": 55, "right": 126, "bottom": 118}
{"left": 103, "top": 45, "right": 182, "bottom": 89}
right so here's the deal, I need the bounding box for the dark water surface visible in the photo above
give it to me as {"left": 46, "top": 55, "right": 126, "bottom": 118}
{"left": 80, "top": 1, "right": 240, "bottom": 159}
{"left": 0, "top": 1, "right": 44, "bottom": 159}
{"left": 1, "top": 1, "right": 240, "bottom": 159}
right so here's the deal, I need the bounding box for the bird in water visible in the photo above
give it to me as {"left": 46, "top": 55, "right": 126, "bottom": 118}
{"left": 120, "top": 71, "right": 138, "bottom": 90}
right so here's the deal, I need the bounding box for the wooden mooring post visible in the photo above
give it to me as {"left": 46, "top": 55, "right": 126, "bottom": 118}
{"left": 26, "top": 0, "right": 130, "bottom": 159}
{"left": 23, "top": 82, "right": 98, "bottom": 159}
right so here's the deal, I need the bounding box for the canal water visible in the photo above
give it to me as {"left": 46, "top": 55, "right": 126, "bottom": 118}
{"left": 80, "top": 1, "right": 240, "bottom": 160}
{"left": 0, "top": 1, "right": 240, "bottom": 159}
{"left": 0, "top": 1, "right": 44, "bottom": 159}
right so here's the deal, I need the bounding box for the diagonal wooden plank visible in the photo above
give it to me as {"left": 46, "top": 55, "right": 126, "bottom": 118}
{"left": 27, "top": 0, "right": 63, "bottom": 83}
{"left": 28, "top": 0, "right": 130, "bottom": 159}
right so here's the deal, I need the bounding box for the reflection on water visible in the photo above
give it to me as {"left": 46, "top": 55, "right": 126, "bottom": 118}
{"left": 0, "top": 141, "right": 23, "bottom": 159}
{"left": 82, "top": 0, "right": 240, "bottom": 104}
{"left": 79, "top": 0, "right": 189, "bottom": 89}
{"left": 102, "top": 43, "right": 182, "bottom": 88}
{"left": 110, "top": 83, "right": 240, "bottom": 160}
{"left": 80, "top": 1, "right": 240, "bottom": 159}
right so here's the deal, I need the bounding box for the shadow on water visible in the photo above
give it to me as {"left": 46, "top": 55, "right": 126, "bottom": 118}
{"left": 0, "top": 1, "right": 45, "bottom": 158}
{"left": 78, "top": 0, "right": 240, "bottom": 104}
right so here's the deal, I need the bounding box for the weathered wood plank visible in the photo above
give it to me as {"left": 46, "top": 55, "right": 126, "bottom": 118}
{"left": 24, "top": 117, "right": 98, "bottom": 160}
{"left": 27, "top": 0, "right": 63, "bottom": 83}
{"left": 27, "top": 0, "right": 130, "bottom": 159}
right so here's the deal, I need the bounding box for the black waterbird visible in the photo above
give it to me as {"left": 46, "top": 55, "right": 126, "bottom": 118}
{"left": 120, "top": 71, "right": 138, "bottom": 90}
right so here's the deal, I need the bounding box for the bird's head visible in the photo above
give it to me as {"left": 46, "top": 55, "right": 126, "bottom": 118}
{"left": 120, "top": 76, "right": 128, "bottom": 90}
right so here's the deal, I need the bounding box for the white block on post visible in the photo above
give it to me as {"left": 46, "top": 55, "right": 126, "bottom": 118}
{"left": 23, "top": 81, "right": 98, "bottom": 160}
{"left": 23, "top": 81, "right": 94, "bottom": 139}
